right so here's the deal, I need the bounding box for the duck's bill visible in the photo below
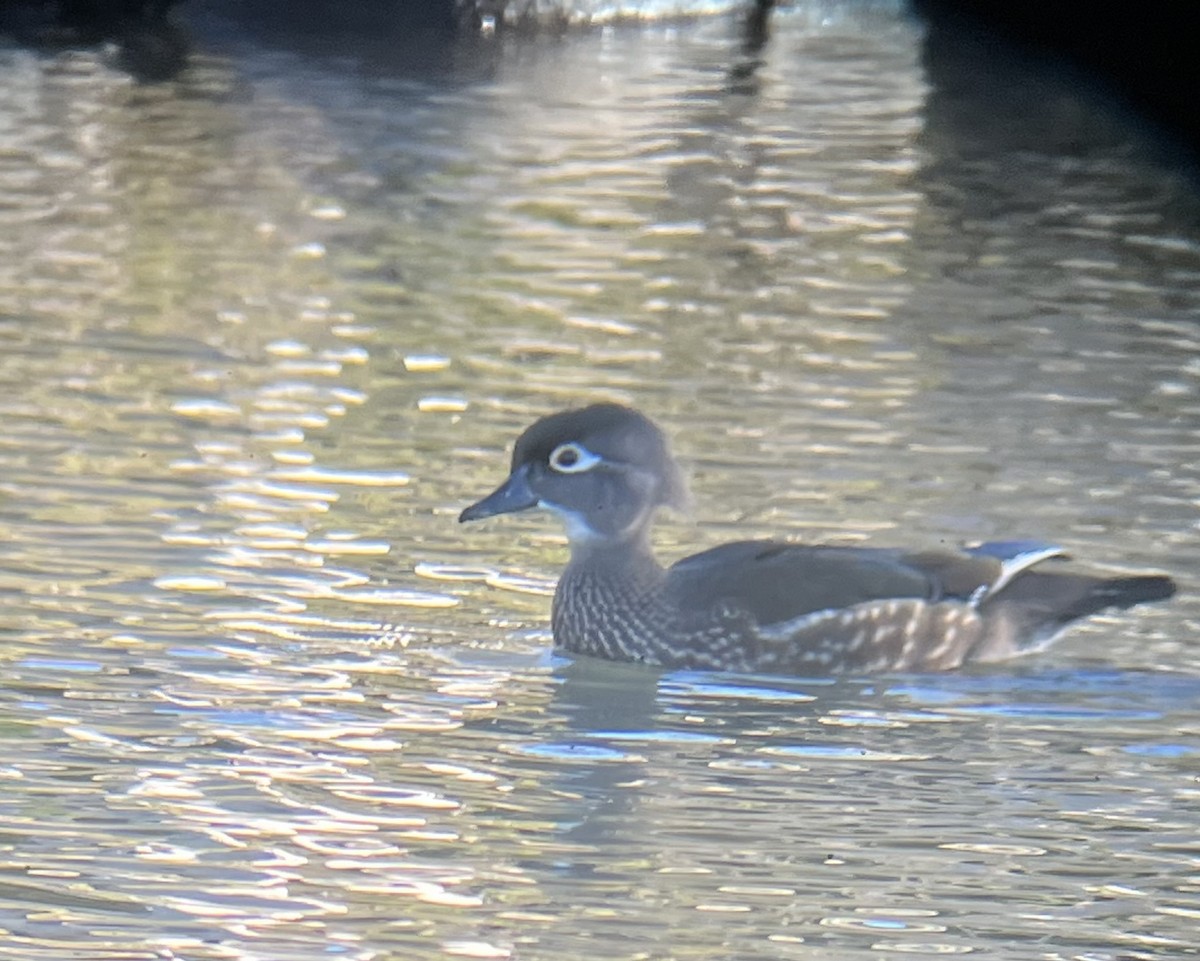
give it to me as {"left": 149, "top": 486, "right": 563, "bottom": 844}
{"left": 459, "top": 466, "right": 539, "bottom": 522}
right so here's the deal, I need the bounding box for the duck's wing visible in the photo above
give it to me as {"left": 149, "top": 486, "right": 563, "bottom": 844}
{"left": 664, "top": 539, "right": 1067, "bottom": 629}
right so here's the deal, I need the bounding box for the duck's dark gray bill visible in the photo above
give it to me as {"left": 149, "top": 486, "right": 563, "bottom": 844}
{"left": 459, "top": 466, "right": 538, "bottom": 523}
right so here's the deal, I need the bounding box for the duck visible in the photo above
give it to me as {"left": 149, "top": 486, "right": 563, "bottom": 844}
{"left": 459, "top": 403, "right": 1175, "bottom": 674}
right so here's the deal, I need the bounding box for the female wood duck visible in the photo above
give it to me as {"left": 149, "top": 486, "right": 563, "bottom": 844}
{"left": 460, "top": 404, "right": 1175, "bottom": 674}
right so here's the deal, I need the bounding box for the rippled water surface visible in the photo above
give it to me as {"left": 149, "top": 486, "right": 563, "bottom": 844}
{"left": 2, "top": 3, "right": 1199, "bottom": 958}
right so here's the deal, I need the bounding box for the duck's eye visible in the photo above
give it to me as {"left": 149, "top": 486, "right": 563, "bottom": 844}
{"left": 548, "top": 442, "right": 600, "bottom": 474}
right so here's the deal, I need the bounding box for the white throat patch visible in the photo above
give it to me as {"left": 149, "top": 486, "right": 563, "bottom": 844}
{"left": 539, "top": 500, "right": 604, "bottom": 545}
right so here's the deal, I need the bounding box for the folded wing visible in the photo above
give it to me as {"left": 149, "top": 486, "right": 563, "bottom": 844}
{"left": 664, "top": 540, "right": 1037, "bottom": 626}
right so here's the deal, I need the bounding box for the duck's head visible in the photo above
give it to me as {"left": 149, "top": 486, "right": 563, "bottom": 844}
{"left": 459, "top": 403, "right": 688, "bottom": 547}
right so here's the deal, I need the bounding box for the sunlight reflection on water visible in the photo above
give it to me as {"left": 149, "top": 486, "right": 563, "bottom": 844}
{"left": 0, "top": 2, "right": 1197, "bottom": 959}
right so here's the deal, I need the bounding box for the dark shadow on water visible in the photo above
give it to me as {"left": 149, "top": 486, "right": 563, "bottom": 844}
{"left": 551, "top": 657, "right": 666, "bottom": 732}
{"left": 914, "top": 0, "right": 1200, "bottom": 166}
{"left": 0, "top": 0, "right": 492, "bottom": 85}
{"left": 547, "top": 653, "right": 1200, "bottom": 738}
{"left": 914, "top": 1, "right": 1200, "bottom": 185}
{"left": 725, "top": 0, "right": 773, "bottom": 96}
{"left": 0, "top": 0, "right": 190, "bottom": 81}
{"left": 183, "top": 0, "right": 499, "bottom": 85}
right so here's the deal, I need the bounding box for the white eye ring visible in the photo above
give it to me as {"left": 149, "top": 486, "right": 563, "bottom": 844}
{"left": 548, "top": 442, "right": 602, "bottom": 474}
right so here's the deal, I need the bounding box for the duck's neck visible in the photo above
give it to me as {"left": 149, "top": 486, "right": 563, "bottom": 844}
{"left": 551, "top": 533, "right": 674, "bottom": 664}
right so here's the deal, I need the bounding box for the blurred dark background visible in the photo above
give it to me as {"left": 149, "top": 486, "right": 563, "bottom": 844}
{"left": 914, "top": 0, "right": 1199, "bottom": 166}
{"left": 2, "top": 0, "right": 1197, "bottom": 165}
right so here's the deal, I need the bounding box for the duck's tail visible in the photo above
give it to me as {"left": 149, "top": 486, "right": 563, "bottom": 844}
{"left": 976, "top": 569, "right": 1175, "bottom": 659}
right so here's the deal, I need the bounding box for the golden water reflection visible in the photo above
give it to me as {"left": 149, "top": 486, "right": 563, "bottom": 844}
{"left": 1, "top": 3, "right": 1198, "bottom": 960}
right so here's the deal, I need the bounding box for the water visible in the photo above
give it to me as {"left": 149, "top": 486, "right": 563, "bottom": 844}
{"left": 1, "top": 2, "right": 1198, "bottom": 958}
